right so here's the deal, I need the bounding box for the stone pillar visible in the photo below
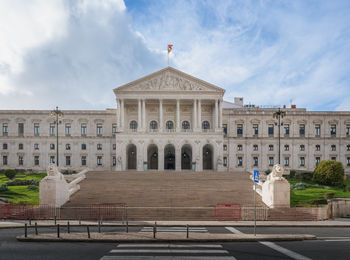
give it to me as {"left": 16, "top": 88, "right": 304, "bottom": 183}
{"left": 198, "top": 99, "right": 202, "bottom": 130}
{"left": 138, "top": 99, "right": 142, "bottom": 132}
{"left": 120, "top": 99, "right": 125, "bottom": 131}
{"left": 116, "top": 99, "right": 120, "bottom": 130}
{"left": 219, "top": 99, "right": 223, "bottom": 129}
{"left": 142, "top": 99, "right": 146, "bottom": 131}
{"left": 193, "top": 99, "right": 197, "bottom": 131}
{"left": 175, "top": 146, "right": 181, "bottom": 171}
{"left": 158, "top": 144, "right": 164, "bottom": 171}
{"left": 215, "top": 99, "right": 218, "bottom": 130}
{"left": 176, "top": 99, "right": 180, "bottom": 132}
{"left": 159, "top": 99, "right": 163, "bottom": 132}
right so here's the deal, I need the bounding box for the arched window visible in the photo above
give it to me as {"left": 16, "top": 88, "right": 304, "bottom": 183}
{"left": 150, "top": 120, "right": 158, "bottom": 131}
{"left": 182, "top": 121, "right": 190, "bottom": 130}
{"left": 166, "top": 121, "right": 174, "bottom": 130}
{"left": 202, "top": 121, "right": 210, "bottom": 130}
{"left": 130, "top": 120, "right": 138, "bottom": 131}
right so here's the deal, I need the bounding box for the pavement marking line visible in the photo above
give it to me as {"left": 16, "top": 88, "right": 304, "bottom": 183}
{"left": 110, "top": 249, "right": 229, "bottom": 254}
{"left": 101, "top": 256, "right": 236, "bottom": 260}
{"left": 140, "top": 227, "right": 208, "bottom": 233}
{"left": 324, "top": 239, "right": 350, "bottom": 242}
{"left": 117, "top": 244, "right": 223, "bottom": 248}
{"left": 225, "top": 227, "right": 312, "bottom": 260}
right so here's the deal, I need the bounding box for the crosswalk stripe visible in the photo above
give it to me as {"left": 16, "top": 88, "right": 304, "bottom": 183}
{"left": 110, "top": 249, "right": 229, "bottom": 254}
{"left": 139, "top": 227, "right": 208, "bottom": 233}
{"left": 101, "top": 256, "right": 236, "bottom": 260}
{"left": 117, "top": 244, "right": 223, "bottom": 248}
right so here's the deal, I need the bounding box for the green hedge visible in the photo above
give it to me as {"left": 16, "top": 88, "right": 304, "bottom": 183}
{"left": 6, "top": 179, "right": 40, "bottom": 186}
{"left": 313, "top": 160, "right": 344, "bottom": 187}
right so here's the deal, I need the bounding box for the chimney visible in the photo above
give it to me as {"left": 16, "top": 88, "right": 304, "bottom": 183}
{"left": 234, "top": 97, "right": 244, "bottom": 107}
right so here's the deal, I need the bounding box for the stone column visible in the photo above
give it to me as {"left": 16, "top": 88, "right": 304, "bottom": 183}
{"left": 120, "top": 99, "right": 125, "bottom": 131}
{"left": 159, "top": 99, "right": 163, "bottom": 132}
{"left": 175, "top": 146, "right": 181, "bottom": 171}
{"left": 215, "top": 99, "right": 218, "bottom": 130}
{"left": 158, "top": 144, "right": 164, "bottom": 171}
{"left": 176, "top": 99, "right": 180, "bottom": 132}
{"left": 198, "top": 99, "right": 202, "bottom": 130}
{"left": 116, "top": 99, "right": 120, "bottom": 130}
{"left": 138, "top": 99, "right": 142, "bottom": 132}
{"left": 142, "top": 99, "right": 146, "bottom": 131}
{"left": 193, "top": 99, "right": 197, "bottom": 131}
{"left": 219, "top": 99, "right": 223, "bottom": 129}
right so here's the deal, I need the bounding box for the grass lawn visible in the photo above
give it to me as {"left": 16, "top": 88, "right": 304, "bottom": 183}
{"left": 0, "top": 173, "right": 46, "bottom": 205}
{"left": 289, "top": 179, "right": 350, "bottom": 206}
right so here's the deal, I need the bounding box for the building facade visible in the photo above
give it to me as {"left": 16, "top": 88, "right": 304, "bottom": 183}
{"left": 1, "top": 67, "right": 350, "bottom": 174}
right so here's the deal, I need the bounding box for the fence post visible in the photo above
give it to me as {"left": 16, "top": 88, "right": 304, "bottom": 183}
{"left": 87, "top": 226, "right": 90, "bottom": 238}
{"left": 67, "top": 221, "right": 70, "bottom": 234}
{"left": 24, "top": 223, "right": 27, "bottom": 238}
{"left": 186, "top": 224, "right": 189, "bottom": 238}
{"left": 79, "top": 217, "right": 81, "bottom": 225}
{"left": 126, "top": 220, "right": 128, "bottom": 233}
{"left": 153, "top": 222, "right": 156, "bottom": 239}
{"left": 54, "top": 215, "right": 57, "bottom": 225}
{"left": 57, "top": 224, "right": 60, "bottom": 238}
{"left": 98, "top": 219, "right": 101, "bottom": 233}
{"left": 29, "top": 218, "right": 31, "bottom": 226}
{"left": 35, "top": 222, "right": 38, "bottom": 235}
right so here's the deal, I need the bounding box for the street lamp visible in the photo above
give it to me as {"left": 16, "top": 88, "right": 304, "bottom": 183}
{"left": 50, "top": 106, "right": 64, "bottom": 166}
{"left": 273, "top": 108, "right": 286, "bottom": 164}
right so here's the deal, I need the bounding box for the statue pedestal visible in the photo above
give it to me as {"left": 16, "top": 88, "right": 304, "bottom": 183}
{"left": 262, "top": 179, "right": 290, "bottom": 208}
{"left": 39, "top": 176, "right": 69, "bottom": 207}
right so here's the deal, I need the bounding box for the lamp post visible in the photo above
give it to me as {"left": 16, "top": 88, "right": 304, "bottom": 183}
{"left": 273, "top": 108, "right": 286, "bottom": 164}
{"left": 50, "top": 106, "right": 63, "bottom": 166}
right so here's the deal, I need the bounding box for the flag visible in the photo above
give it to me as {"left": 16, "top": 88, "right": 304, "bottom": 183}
{"left": 168, "top": 44, "right": 173, "bottom": 53}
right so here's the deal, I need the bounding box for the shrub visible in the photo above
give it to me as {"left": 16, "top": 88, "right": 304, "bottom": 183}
{"left": 289, "top": 170, "right": 296, "bottom": 179}
{"left": 301, "top": 172, "right": 313, "bottom": 181}
{"left": 6, "top": 179, "right": 39, "bottom": 186}
{"left": 0, "top": 183, "right": 8, "bottom": 192}
{"left": 310, "top": 198, "right": 328, "bottom": 205}
{"left": 265, "top": 169, "right": 271, "bottom": 175}
{"left": 4, "top": 169, "right": 16, "bottom": 180}
{"left": 292, "top": 182, "right": 308, "bottom": 190}
{"left": 27, "top": 185, "right": 38, "bottom": 191}
{"left": 313, "top": 160, "right": 344, "bottom": 187}
{"left": 324, "top": 192, "right": 335, "bottom": 200}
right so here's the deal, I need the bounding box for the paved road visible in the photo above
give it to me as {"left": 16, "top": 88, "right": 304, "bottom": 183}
{"left": 1, "top": 226, "right": 350, "bottom": 259}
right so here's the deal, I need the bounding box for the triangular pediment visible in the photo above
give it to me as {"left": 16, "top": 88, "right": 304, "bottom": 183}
{"left": 114, "top": 67, "right": 225, "bottom": 94}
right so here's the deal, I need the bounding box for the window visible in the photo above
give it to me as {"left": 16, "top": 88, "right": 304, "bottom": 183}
{"left": 112, "top": 124, "right": 117, "bottom": 135}
{"left": 253, "top": 144, "right": 258, "bottom": 151}
{"left": 3, "top": 143, "right": 8, "bottom": 150}
{"left": 237, "top": 124, "right": 243, "bottom": 136}
{"left": 330, "top": 124, "right": 336, "bottom": 136}
{"left": 166, "top": 121, "right": 174, "bottom": 130}
{"left": 50, "top": 143, "right": 55, "bottom": 150}
{"left": 81, "top": 143, "right": 86, "bottom": 150}
{"left": 299, "top": 124, "right": 305, "bottom": 137}
{"left": 223, "top": 157, "right": 227, "bottom": 167}
{"left": 223, "top": 144, "right": 227, "bottom": 151}
{"left": 18, "top": 123, "right": 24, "bottom": 136}
{"left": 66, "top": 144, "right": 71, "bottom": 150}
{"left": 18, "top": 143, "right": 23, "bottom": 150}
{"left": 130, "top": 120, "right": 138, "bottom": 131}
{"left": 268, "top": 124, "right": 274, "bottom": 136}
{"left": 3, "top": 123, "right": 8, "bottom": 136}
{"left": 97, "top": 144, "right": 102, "bottom": 150}
{"left": 18, "top": 156, "right": 23, "bottom": 166}
{"left": 299, "top": 157, "right": 305, "bottom": 167}
{"left": 97, "top": 156, "right": 103, "bottom": 166}
{"left": 34, "top": 156, "right": 39, "bottom": 166}
{"left": 331, "top": 156, "right": 336, "bottom": 161}
{"left": 81, "top": 123, "right": 87, "bottom": 136}
{"left": 347, "top": 145, "right": 350, "bottom": 151}
{"left": 34, "top": 143, "right": 39, "bottom": 150}
{"left": 315, "top": 124, "right": 321, "bottom": 136}
{"left": 284, "top": 157, "right": 289, "bottom": 167}
{"left": 316, "top": 144, "right": 321, "bottom": 151}
{"left": 65, "top": 156, "right": 71, "bottom": 166}
{"left": 347, "top": 125, "right": 350, "bottom": 136}
{"left": 284, "top": 124, "right": 290, "bottom": 136}
{"left": 300, "top": 145, "right": 305, "bottom": 151}
{"left": 331, "top": 145, "right": 336, "bottom": 151}
{"left": 50, "top": 156, "right": 55, "bottom": 164}
{"left": 253, "top": 157, "right": 258, "bottom": 166}
{"left": 113, "top": 144, "right": 116, "bottom": 150}
{"left": 347, "top": 157, "right": 350, "bottom": 167}
{"left": 50, "top": 123, "right": 55, "bottom": 136}
{"left": 237, "top": 157, "right": 243, "bottom": 166}
{"left": 96, "top": 123, "right": 103, "bottom": 136}
{"left": 202, "top": 121, "right": 210, "bottom": 130}
{"left": 34, "top": 123, "right": 40, "bottom": 136}
{"left": 253, "top": 124, "right": 258, "bottom": 136}
{"left": 223, "top": 124, "right": 228, "bottom": 136}
{"left": 284, "top": 144, "right": 289, "bottom": 151}
{"left": 81, "top": 156, "right": 87, "bottom": 166}
{"left": 65, "top": 124, "right": 71, "bottom": 136}
{"left": 315, "top": 157, "right": 321, "bottom": 166}
{"left": 182, "top": 121, "right": 190, "bottom": 130}
{"left": 150, "top": 120, "right": 158, "bottom": 131}
{"left": 237, "top": 144, "right": 243, "bottom": 151}
{"left": 269, "top": 157, "right": 274, "bottom": 166}
{"left": 268, "top": 144, "right": 274, "bottom": 151}
{"left": 3, "top": 156, "right": 8, "bottom": 165}
{"left": 112, "top": 156, "right": 116, "bottom": 166}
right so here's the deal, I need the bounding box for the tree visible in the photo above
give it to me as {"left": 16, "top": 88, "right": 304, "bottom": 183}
{"left": 4, "top": 169, "right": 16, "bottom": 180}
{"left": 313, "top": 160, "right": 344, "bottom": 187}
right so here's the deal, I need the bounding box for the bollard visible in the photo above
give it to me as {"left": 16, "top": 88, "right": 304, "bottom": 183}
{"left": 67, "top": 221, "right": 70, "bottom": 234}
{"left": 79, "top": 217, "right": 81, "bottom": 225}
{"left": 186, "top": 224, "right": 189, "bottom": 239}
{"left": 54, "top": 215, "right": 57, "bottom": 225}
{"left": 29, "top": 218, "right": 31, "bottom": 226}
{"left": 98, "top": 220, "right": 101, "bottom": 233}
{"left": 57, "top": 224, "right": 60, "bottom": 238}
{"left": 24, "top": 223, "right": 27, "bottom": 238}
{"left": 126, "top": 221, "right": 128, "bottom": 233}
{"left": 35, "top": 222, "right": 38, "bottom": 235}
{"left": 87, "top": 226, "right": 90, "bottom": 238}
{"left": 153, "top": 222, "right": 157, "bottom": 239}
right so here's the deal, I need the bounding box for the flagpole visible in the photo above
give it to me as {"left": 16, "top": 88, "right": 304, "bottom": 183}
{"left": 167, "top": 51, "right": 169, "bottom": 66}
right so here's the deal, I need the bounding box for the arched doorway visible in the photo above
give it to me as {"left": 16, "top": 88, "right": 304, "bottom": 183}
{"left": 147, "top": 144, "right": 158, "bottom": 170}
{"left": 181, "top": 144, "right": 192, "bottom": 170}
{"left": 126, "top": 144, "right": 137, "bottom": 170}
{"left": 164, "top": 144, "right": 175, "bottom": 170}
{"left": 203, "top": 144, "right": 213, "bottom": 170}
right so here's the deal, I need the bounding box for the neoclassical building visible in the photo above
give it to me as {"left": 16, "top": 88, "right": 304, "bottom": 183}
{"left": 1, "top": 67, "right": 350, "bottom": 175}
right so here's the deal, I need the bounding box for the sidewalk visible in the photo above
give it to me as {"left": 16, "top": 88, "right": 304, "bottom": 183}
{"left": 2, "top": 218, "right": 350, "bottom": 229}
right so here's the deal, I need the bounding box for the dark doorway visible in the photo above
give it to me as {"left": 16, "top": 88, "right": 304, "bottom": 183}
{"left": 203, "top": 144, "right": 213, "bottom": 170}
{"left": 181, "top": 144, "right": 192, "bottom": 170}
{"left": 164, "top": 144, "right": 175, "bottom": 170}
{"left": 147, "top": 144, "right": 158, "bottom": 170}
{"left": 126, "top": 144, "right": 137, "bottom": 170}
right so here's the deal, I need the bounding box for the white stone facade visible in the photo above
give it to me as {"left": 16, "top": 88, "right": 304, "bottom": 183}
{"left": 1, "top": 67, "right": 350, "bottom": 174}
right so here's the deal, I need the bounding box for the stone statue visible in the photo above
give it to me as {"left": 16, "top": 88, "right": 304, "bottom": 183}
{"left": 46, "top": 163, "right": 64, "bottom": 180}
{"left": 267, "top": 164, "right": 284, "bottom": 181}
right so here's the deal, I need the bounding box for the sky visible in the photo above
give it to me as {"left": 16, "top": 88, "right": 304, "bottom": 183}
{"left": 0, "top": 0, "right": 350, "bottom": 111}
